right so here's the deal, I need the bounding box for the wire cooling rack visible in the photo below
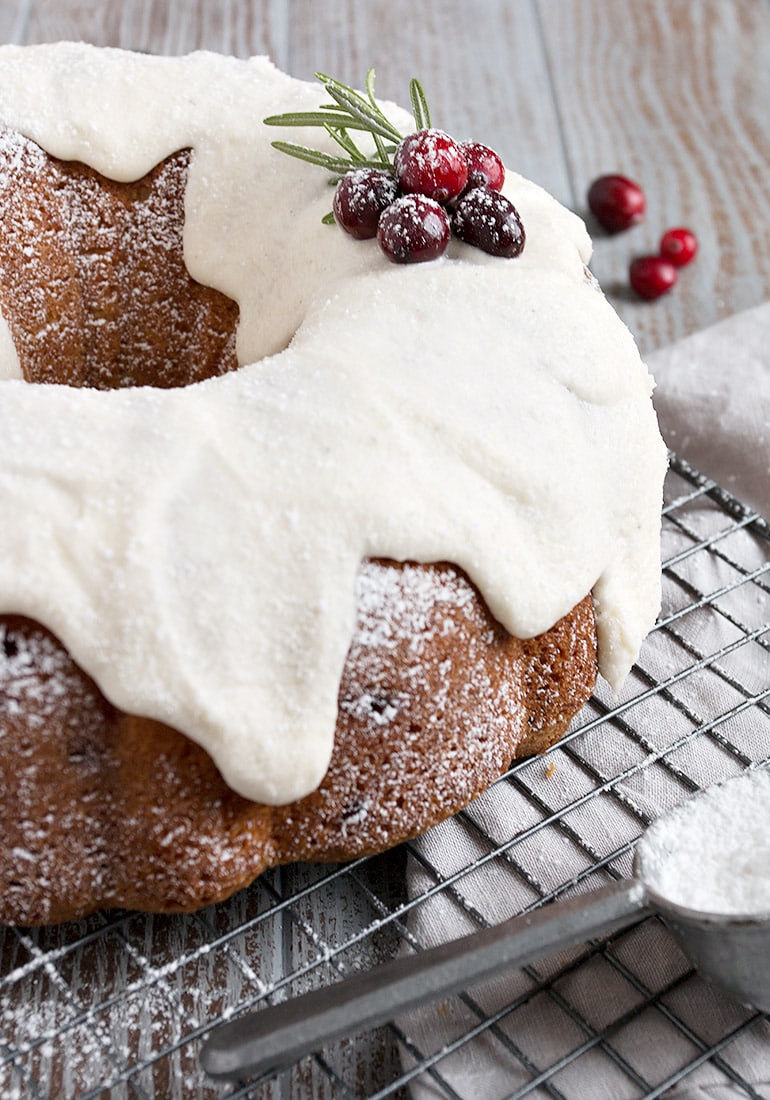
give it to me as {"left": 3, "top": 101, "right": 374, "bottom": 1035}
{"left": 1, "top": 451, "right": 769, "bottom": 1100}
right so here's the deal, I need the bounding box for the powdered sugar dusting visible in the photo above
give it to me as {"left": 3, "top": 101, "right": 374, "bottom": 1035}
{"left": 354, "top": 559, "right": 475, "bottom": 651}
{"left": 0, "top": 622, "right": 71, "bottom": 720}
{"left": 341, "top": 562, "right": 482, "bottom": 735}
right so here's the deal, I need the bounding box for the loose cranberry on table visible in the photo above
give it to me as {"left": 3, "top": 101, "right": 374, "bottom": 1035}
{"left": 394, "top": 128, "right": 468, "bottom": 204}
{"left": 333, "top": 168, "right": 400, "bottom": 239}
{"left": 452, "top": 187, "right": 526, "bottom": 258}
{"left": 377, "top": 194, "right": 450, "bottom": 264}
{"left": 460, "top": 141, "right": 505, "bottom": 192}
{"left": 659, "top": 226, "right": 698, "bottom": 266}
{"left": 629, "top": 255, "right": 678, "bottom": 300}
{"left": 587, "top": 174, "right": 646, "bottom": 233}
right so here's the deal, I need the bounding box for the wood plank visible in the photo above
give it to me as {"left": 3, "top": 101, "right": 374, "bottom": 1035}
{"left": 0, "top": 0, "right": 32, "bottom": 41}
{"left": 22, "top": 0, "right": 290, "bottom": 64}
{"left": 538, "top": 0, "right": 770, "bottom": 354}
{"left": 287, "top": 0, "right": 573, "bottom": 204}
{"left": 281, "top": 855, "right": 409, "bottom": 1098}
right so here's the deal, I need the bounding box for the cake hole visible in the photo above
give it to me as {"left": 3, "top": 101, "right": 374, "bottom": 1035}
{"left": 368, "top": 694, "right": 398, "bottom": 717}
{"left": 2, "top": 632, "right": 18, "bottom": 658}
{"left": 341, "top": 800, "right": 364, "bottom": 820}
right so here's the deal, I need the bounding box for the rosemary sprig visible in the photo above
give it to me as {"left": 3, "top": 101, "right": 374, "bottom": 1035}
{"left": 264, "top": 69, "right": 431, "bottom": 178}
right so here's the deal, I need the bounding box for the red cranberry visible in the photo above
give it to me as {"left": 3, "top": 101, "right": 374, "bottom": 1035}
{"left": 451, "top": 187, "right": 525, "bottom": 258}
{"left": 393, "top": 128, "right": 468, "bottom": 204}
{"left": 460, "top": 141, "right": 505, "bottom": 192}
{"left": 587, "top": 174, "right": 646, "bottom": 233}
{"left": 332, "top": 168, "right": 399, "bottom": 240}
{"left": 629, "top": 255, "right": 678, "bottom": 299}
{"left": 659, "top": 226, "right": 698, "bottom": 267}
{"left": 377, "top": 195, "right": 450, "bottom": 264}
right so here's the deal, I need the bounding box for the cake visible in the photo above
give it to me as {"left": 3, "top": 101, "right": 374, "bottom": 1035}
{"left": 0, "top": 44, "right": 667, "bottom": 925}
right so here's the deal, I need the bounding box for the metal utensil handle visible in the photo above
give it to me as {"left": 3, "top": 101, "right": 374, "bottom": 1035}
{"left": 201, "top": 877, "right": 648, "bottom": 1081}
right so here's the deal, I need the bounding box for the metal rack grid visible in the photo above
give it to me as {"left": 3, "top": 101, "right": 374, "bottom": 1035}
{"left": 1, "top": 452, "right": 769, "bottom": 1099}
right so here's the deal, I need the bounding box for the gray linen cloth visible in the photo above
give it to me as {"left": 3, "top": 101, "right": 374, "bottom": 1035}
{"left": 403, "top": 302, "right": 770, "bottom": 1099}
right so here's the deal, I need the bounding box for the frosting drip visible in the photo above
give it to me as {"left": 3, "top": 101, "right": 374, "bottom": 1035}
{"left": 0, "top": 313, "right": 20, "bottom": 379}
{"left": 0, "top": 44, "right": 667, "bottom": 804}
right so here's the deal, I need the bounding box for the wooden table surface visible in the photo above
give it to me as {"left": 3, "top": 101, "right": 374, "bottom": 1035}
{"left": 1, "top": 0, "right": 768, "bottom": 359}
{"left": 0, "top": 3, "right": 768, "bottom": 1098}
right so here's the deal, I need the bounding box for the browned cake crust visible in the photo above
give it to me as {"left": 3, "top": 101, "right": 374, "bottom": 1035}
{"left": 0, "top": 130, "right": 239, "bottom": 389}
{"left": 0, "top": 580, "right": 595, "bottom": 926}
{"left": 0, "top": 134, "right": 597, "bottom": 926}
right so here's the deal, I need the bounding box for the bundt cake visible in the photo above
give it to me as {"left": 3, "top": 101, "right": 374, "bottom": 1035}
{"left": 0, "top": 44, "right": 667, "bottom": 925}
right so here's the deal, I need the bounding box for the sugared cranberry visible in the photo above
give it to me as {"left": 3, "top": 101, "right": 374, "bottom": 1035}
{"left": 451, "top": 187, "right": 525, "bottom": 258}
{"left": 333, "top": 168, "right": 399, "bottom": 240}
{"left": 659, "top": 226, "right": 698, "bottom": 267}
{"left": 460, "top": 141, "right": 505, "bottom": 192}
{"left": 393, "top": 129, "right": 468, "bottom": 204}
{"left": 587, "top": 174, "right": 646, "bottom": 233}
{"left": 629, "top": 255, "right": 677, "bottom": 299}
{"left": 377, "top": 195, "right": 450, "bottom": 264}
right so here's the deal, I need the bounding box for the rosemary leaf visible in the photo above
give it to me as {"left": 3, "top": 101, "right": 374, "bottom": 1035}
{"left": 364, "top": 69, "right": 398, "bottom": 130}
{"left": 329, "top": 88, "right": 401, "bottom": 141}
{"left": 269, "top": 141, "right": 359, "bottom": 173}
{"left": 372, "top": 131, "right": 389, "bottom": 164}
{"left": 315, "top": 71, "right": 402, "bottom": 141}
{"left": 321, "top": 211, "right": 336, "bottom": 225}
{"left": 409, "top": 78, "right": 431, "bottom": 130}
{"left": 264, "top": 110, "right": 381, "bottom": 132}
{"left": 364, "top": 69, "right": 394, "bottom": 162}
{"left": 323, "top": 123, "right": 365, "bottom": 161}
{"left": 365, "top": 68, "right": 379, "bottom": 111}
{"left": 270, "top": 140, "right": 386, "bottom": 174}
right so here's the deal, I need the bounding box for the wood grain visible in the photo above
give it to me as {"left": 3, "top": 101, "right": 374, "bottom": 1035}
{"left": 538, "top": 0, "right": 770, "bottom": 353}
{"left": 287, "top": 0, "right": 573, "bottom": 204}
{"left": 24, "top": 0, "right": 289, "bottom": 60}
{"left": 0, "top": 0, "right": 27, "bottom": 41}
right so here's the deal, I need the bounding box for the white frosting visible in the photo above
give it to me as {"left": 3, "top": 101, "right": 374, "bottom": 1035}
{"left": 0, "top": 43, "right": 667, "bottom": 805}
{"left": 639, "top": 770, "right": 770, "bottom": 916}
{"left": 0, "top": 312, "right": 21, "bottom": 379}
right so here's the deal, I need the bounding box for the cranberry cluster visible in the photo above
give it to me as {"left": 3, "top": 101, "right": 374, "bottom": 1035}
{"left": 587, "top": 174, "right": 698, "bottom": 300}
{"left": 333, "top": 129, "right": 525, "bottom": 264}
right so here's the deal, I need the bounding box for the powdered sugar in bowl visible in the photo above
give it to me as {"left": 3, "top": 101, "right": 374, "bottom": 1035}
{"left": 636, "top": 768, "right": 770, "bottom": 1011}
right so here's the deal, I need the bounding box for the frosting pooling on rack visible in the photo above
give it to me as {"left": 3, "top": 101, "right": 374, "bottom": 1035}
{"left": 0, "top": 44, "right": 666, "bottom": 804}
